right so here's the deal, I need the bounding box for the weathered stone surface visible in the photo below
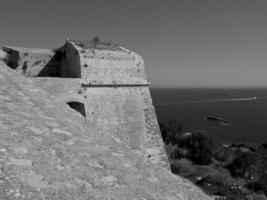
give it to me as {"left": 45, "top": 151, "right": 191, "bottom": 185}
{"left": 0, "top": 62, "right": 212, "bottom": 199}
{"left": 3, "top": 46, "right": 54, "bottom": 77}
{"left": 3, "top": 42, "right": 169, "bottom": 169}
{"left": 0, "top": 49, "right": 6, "bottom": 60}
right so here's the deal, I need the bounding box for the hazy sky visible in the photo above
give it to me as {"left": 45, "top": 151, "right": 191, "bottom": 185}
{"left": 1, "top": 0, "right": 267, "bottom": 88}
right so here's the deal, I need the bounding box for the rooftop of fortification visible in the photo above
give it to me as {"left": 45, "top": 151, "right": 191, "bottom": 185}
{"left": 1, "top": 39, "right": 148, "bottom": 85}
{"left": 69, "top": 38, "right": 124, "bottom": 51}
{"left": 3, "top": 46, "right": 53, "bottom": 54}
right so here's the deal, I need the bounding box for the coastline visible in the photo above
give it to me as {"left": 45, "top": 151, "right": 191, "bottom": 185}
{"left": 151, "top": 88, "right": 267, "bottom": 143}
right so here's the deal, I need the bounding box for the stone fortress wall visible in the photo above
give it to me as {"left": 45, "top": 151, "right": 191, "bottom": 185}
{"left": 2, "top": 39, "right": 169, "bottom": 169}
{"left": 75, "top": 42, "right": 148, "bottom": 85}
{"left": 3, "top": 46, "right": 54, "bottom": 77}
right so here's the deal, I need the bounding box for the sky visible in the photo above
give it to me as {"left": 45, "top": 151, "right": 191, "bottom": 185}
{"left": 1, "top": 0, "right": 267, "bottom": 88}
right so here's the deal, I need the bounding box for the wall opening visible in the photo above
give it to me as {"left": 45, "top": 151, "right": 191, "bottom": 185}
{"left": 66, "top": 102, "right": 86, "bottom": 117}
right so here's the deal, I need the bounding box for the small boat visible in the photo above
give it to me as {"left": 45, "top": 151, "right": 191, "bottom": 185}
{"left": 204, "top": 116, "right": 229, "bottom": 126}
{"left": 223, "top": 92, "right": 232, "bottom": 96}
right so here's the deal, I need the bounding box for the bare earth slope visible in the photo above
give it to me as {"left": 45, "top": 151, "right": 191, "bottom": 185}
{"left": 0, "top": 62, "right": 212, "bottom": 200}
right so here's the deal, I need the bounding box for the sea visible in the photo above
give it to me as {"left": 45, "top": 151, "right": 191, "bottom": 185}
{"left": 151, "top": 88, "right": 267, "bottom": 144}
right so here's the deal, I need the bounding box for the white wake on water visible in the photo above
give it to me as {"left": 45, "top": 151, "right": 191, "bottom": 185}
{"left": 155, "top": 96, "right": 264, "bottom": 106}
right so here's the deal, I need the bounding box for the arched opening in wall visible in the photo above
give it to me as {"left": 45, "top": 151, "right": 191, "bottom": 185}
{"left": 38, "top": 44, "right": 81, "bottom": 78}
{"left": 66, "top": 102, "right": 86, "bottom": 117}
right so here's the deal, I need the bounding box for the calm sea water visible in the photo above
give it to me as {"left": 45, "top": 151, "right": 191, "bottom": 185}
{"left": 151, "top": 88, "right": 267, "bottom": 144}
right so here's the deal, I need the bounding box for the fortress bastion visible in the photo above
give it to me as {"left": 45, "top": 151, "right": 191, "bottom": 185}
{"left": 2, "top": 39, "right": 170, "bottom": 169}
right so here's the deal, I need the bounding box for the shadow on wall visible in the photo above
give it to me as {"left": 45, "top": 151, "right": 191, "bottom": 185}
{"left": 37, "top": 50, "right": 64, "bottom": 77}
{"left": 3, "top": 48, "right": 19, "bottom": 69}
{"left": 38, "top": 46, "right": 81, "bottom": 78}
{"left": 67, "top": 102, "right": 86, "bottom": 117}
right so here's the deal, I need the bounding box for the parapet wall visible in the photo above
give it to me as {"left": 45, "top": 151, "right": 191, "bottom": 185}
{"left": 3, "top": 47, "right": 54, "bottom": 77}
{"left": 69, "top": 41, "right": 148, "bottom": 85}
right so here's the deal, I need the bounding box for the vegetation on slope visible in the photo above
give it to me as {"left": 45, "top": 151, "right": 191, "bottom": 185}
{"left": 160, "top": 120, "right": 267, "bottom": 200}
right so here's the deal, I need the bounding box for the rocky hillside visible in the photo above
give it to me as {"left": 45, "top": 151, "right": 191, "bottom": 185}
{"left": 0, "top": 59, "right": 212, "bottom": 199}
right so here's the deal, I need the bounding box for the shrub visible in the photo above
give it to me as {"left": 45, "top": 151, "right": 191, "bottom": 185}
{"left": 251, "top": 193, "right": 267, "bottom": 200}
{"left": 226, "top": 151, "right": 257, "bottom": 178}
{"left": 215, "top": 191, "right": 252, "bottom": 200}
{"left": 159, "top": 120, "right": 183, "bottom": 144}
{"left": 164, "top": 143, "right": 179, "bottom": 159}
{"left": 246, "top": 173, "right": 267, "bottom": 195}
{"left": 177, "top": 131, "right": 218, "bottom": 165}
{"left": 261, "top": 144, "right": 267, "bottom": 149}
{"left": 170, "top": 158, "right": 195, "bottom": 177}
{"left": 93, "top": 36, "right": 100, "bottom": 43}
{"left": 213, "top": 145, "right": 236, "bottom": 165}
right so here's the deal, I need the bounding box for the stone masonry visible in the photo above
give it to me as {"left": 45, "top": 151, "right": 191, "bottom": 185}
{"left": 2, "top": 39, "right": 169, "bottom": 169}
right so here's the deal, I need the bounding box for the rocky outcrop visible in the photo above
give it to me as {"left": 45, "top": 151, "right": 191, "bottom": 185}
{"left": 0, "top": 62, "right": 212, "bottom": 199}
